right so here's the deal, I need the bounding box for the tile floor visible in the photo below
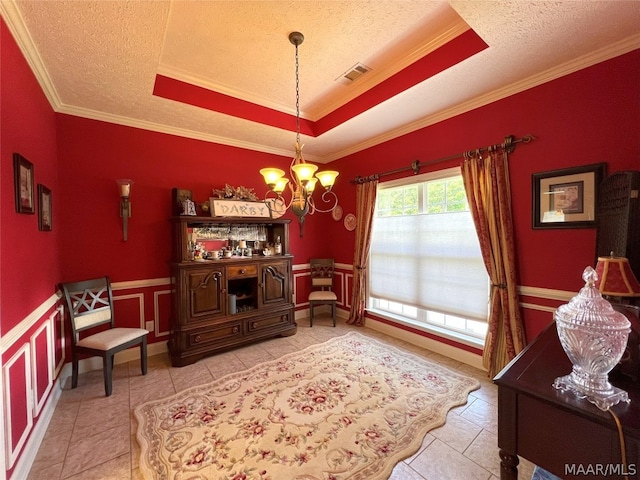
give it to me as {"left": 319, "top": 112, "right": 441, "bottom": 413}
{"left": 27, "top": 316, "right": 536, "bottom": 480}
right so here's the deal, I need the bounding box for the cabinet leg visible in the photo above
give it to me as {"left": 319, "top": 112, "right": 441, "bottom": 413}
{"left": 499, "top": 449, "right": 518, "bottom": 480}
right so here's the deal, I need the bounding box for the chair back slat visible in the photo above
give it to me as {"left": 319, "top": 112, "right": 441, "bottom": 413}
{"left": 62, "top": 277, "right": 115, "bottom": 342}
{"left": 310, "top": 259, "right": 335, "bottom": 291}
{"left": 312, "top": 277, "right": 333, "bottom": 287}
{"left": 74, "top": 306, "right": 112, "bottom": 331}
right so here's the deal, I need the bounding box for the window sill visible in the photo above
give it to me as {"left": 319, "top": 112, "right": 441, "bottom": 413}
{"left": 366, "top": 308, "right": 485, "bottom": 350}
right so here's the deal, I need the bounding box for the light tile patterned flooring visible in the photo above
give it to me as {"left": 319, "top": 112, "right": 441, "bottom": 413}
{"left": 27, "top": 316, "right": 536, "bottom": 480}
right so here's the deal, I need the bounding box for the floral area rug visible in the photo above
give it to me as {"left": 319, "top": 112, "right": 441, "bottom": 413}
{"left": 134, "top": 332, "right": 480, "bottom": 480}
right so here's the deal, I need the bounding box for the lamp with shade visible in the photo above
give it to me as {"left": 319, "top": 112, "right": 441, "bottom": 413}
{"left": 595, "top": 254, "right": 640, "bottom": 299}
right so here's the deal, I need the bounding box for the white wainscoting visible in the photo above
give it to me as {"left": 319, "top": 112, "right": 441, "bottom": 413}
{"left": 0, "top": 273, "right": 575, "bottom": 479}
{"left": 0, "top": 277, "right": 172, "bottom": 479}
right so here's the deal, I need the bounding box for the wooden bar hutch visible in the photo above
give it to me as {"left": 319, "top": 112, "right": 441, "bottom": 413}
{"left": 169, "top": 216, "right": 296, "bottom": 367}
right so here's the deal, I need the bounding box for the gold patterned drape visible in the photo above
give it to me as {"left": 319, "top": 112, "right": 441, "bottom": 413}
{"left": 461, "top": 148, "right": 526, "bottom": 378}
{"left": 347, "top": 179, "right": 378, "bottom": 326}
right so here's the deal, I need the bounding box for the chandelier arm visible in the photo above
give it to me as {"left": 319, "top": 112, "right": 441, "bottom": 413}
{"left": 309, "top": 190, "right": 339, "bottom": 213}
{"left": 307, "top": 197, "right": 316, "bottom": 215}
{"left": 263, "top": 190, "right": 292, "bottom": 213}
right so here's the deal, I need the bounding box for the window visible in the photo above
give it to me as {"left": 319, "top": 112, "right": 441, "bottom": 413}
{"left": 369, "top": 167, "right": 488, "bottom": 344}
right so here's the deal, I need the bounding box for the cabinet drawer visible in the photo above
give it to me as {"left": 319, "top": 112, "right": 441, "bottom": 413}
{"left": 227, "top": 264, "right": 258, "bottom": 278}
{"left": 247, "top": 310, "right": 291, "bottom": 333}
{"left": 188, "top": 322, "right": 242, "bottom": 348}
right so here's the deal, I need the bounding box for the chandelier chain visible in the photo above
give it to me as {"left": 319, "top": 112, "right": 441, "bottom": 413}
{"left": 295, "top": 42, "right": 301, "bottom": 147}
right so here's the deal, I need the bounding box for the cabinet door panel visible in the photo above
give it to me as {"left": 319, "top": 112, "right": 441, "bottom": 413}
{"left": 260, "top": 261, "right": 290, "bottom": 306}
{"left": 185, "top": 268, "right": 225, "bottom": 321}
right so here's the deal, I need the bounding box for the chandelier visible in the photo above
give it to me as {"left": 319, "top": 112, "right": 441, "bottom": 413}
{"left": 260, "top": 31, "right": 339, "bottom": 237}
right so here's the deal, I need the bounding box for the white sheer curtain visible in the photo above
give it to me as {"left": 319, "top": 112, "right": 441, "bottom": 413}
{"left": 369, "top": 210, "right": 487, "bottom": 322}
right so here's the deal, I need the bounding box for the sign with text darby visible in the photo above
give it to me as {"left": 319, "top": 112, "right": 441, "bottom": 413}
{"left": 210, "top": 198, "right": 272, "bottom": 218}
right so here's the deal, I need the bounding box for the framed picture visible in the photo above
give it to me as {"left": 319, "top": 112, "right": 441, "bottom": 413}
{"left": 171, "top": 188, "right": 193, "bottom": 216}
{"left": 13, "top": 153, "right": 35, "bottom": 214}
{"left": 38, "top": 184, "right": 52, "bottom": 231}
{"left": 532, "top": 163, "right": 606, "bottom": 229}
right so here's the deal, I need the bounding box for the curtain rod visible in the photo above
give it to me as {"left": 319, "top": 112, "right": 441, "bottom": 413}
{"left": 351, "top": 134, "right": 535, "bottom": 184}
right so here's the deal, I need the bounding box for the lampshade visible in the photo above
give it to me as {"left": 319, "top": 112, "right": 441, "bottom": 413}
{"left": 116, "top": 179, "right": 132, "bottom": 198}
{"left": 273, "top": 177, "right": 289, "bottom": 194}
{"left": 260, "top": 168, "right": 285, "bottom": 185}
{"left": 594, "top": 255, "right": 640, "bottom": 297}
{"left": 306, "top": 178, "right": 318, "bottom": 193}
{"left": 316, "top": 170, "right": 339, "bottom": 188}
{"left": 291, "top": 163, "right": 318, "bottom": 182}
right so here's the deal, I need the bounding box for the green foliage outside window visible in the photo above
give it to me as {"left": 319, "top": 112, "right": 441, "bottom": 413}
{"left": 377, "top": 177, "right": 468, "bottom": 216}
{"left": 376, "top": 185, "right": 418, "bottom": 216}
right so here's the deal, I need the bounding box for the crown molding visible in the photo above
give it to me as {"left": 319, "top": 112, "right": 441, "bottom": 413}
{"left": 4, "top": 0, "right": 638, "bottom": 165}
{"left": 57, "top": 102, "right": 322, "bottom": 163}
{"left": 0, "top": 0, "right": 62, "bottom": 110}
{"left": 322, "top": 34, "right": 640, "bottom": 162}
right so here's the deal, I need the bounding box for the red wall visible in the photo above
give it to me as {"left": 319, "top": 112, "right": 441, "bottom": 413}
{"left": 4, "top": 4, "right": 639, "bottom": 345}
{"left": 1, "top": 18, "right": 61, "bottom": 333}
{"left": 56, "top": 50, "right": 640, "bottom": 342}
{"left": 55, "top": 117, "right": 331, "bottom": 284}
{"left": 327, "top": 49, "right": 640, "bottom": 340}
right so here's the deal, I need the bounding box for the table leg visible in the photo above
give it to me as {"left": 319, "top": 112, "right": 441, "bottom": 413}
{"left": 499, "top": 449, "right": 518, "bottom": 480}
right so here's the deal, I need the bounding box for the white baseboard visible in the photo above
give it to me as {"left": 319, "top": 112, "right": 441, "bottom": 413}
{"left": 10, "top": 375, "right": 63, "bottom": 480}
{"left": 366, "top": 318, "right": 485, "bottom": 371}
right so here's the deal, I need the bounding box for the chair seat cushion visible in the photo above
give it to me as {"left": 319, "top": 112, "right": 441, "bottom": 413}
{"left": 77, "top": 327, "right": 148, "bottom": 351}
{"left": 309, "top": 291, "right": 337, "bottom": 301}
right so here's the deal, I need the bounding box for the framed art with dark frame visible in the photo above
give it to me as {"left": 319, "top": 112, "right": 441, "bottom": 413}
{"left": 38, "top": 184, "right": 52, "bottom": 231}
{"left": 13, "top": 153, "right": 35, "bottom": 214}
{"left": 532, "top": 162, "right": 606, "bottom": 229}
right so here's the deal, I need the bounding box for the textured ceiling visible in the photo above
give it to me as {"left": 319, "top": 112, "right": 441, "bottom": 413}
{"left": 2, "top": 0, "right": 639, "bottom": 163}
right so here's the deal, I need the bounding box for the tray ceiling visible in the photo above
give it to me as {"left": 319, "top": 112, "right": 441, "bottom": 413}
{"left": 2, "top": 0, "right": 639, "bottom": 163}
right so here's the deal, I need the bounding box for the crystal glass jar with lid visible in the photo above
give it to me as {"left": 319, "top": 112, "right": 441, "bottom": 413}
{"left": 553, "top": 266, "right": 631, "bottom": 410}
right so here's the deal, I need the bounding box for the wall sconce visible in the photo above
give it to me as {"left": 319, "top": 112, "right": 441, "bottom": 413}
{"left": 116, "top": 179, "right": 132, "bottom": 241}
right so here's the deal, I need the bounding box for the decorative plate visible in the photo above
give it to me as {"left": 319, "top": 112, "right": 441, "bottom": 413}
{"left": 344, "top": 213, "right": 357, "bottom": 231}
{"left": 332, "top": 205, "right": 343, "bottom": 221}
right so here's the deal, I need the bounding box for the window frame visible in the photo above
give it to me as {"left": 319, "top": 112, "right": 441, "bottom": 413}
{"left": 367, "top": 167, "right": 488, "bottom": 349}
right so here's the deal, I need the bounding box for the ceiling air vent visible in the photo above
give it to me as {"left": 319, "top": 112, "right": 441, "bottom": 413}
{"left": 336, "top": 63, "right": 371, "bottom": 85}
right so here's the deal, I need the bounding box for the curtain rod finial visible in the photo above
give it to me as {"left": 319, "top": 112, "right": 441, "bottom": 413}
{"left": 504, "top": 135, "right": 515, "bottom": 154}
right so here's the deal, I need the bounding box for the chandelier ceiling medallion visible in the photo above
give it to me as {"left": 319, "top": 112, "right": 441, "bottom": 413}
{"left": 260, "top": 31, "right": 339, "bottom": 237}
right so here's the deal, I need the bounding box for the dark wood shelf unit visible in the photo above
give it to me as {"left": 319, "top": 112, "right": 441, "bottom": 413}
{"left": 168, "top": 216, "right": 296, "bottom": 367}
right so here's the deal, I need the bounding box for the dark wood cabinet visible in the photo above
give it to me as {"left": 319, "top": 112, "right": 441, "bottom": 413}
{"left": 169, "top": 216, "right": 296, "bottom": 367}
